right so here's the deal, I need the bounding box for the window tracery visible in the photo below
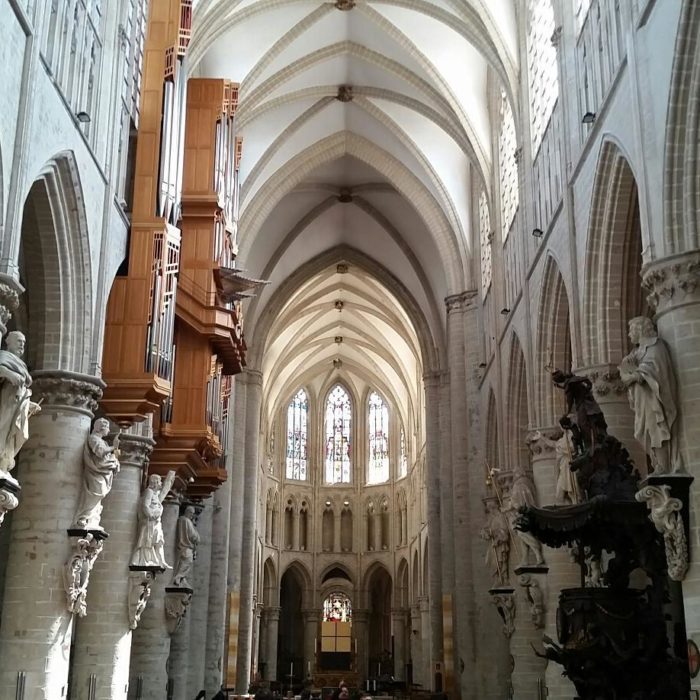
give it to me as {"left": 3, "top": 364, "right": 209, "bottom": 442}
{"left": 399, "top": 425, "right": 408, "bottom": 478}
{"left": 498, "top": 90, "right": 519, "bottom": 238}
{"left": 527, "top": 0, "right": 559, "bottom": 153}
{"left": 368, "top": 391, "right": 389, "bottom": 484}
{"left": 323, "top": 592, "right": 352, "bottom": 622}
{"left": 479, "top": 190, "right": 492, "bottom": 296}
{"left": 325, "top": 385, "right": 352, "bottom": 484}
{"left": 286, "top": 389, "right": 308, "bottom": 481}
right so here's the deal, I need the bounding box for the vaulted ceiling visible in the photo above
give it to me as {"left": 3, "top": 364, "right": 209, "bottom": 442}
{"left": 188, "top": 0, "right": 520, "bottom": 430}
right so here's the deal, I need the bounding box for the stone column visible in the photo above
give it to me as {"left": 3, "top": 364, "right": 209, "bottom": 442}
{"left": 420, "top": 596, "right": 431, "bottom": 687}
{"left": 422, "top": 372, "right": 443, "bottom": 688}
{"left": 0, "top": 371, "right": 103, "bottom": 698}
{"left": 265, "top": 505, "right": 272, "bottom": 545}
{"left": 409, "top": 604, "right": 422, "bottom": 687}
{"left": 205, "top": 477, "right": 232, "bottom": 694}
{"left": 527, "top": 429, "right": 578, "bottom": 700}
{"left": 252, "top": 603, "right": 262, "bottom": 681}
{"left": 237, "top": 370, "right": 263, "bottom": 691}
{"left": 265, "top": 606, "right": 281, "bottom": 682}
{"left": 302, "top": 609, "right": 319, "bottom": 676}
{"left": 128, "top": 499, "right": 180, "bottom": 700}
{"left": 643, "top": 254, "right": 700, "bottom": 643}
{"left": 187, "top": 499, "right": 214, "bottom": 697}
{"left": 353, "top": 608, "right": 369, "bottom": 682}
{"left": 167, "top": 591, "right": 192, "bottom": 700}
{"left": 392, "top": 609, "right": 407, "bottom": 681}
{"left": 71, "top": 427, "right": 155, "bottom": 700}
{"left": 226, "top": 379, "right": 247, "bottom": 687}
{"left": 292, "top": 509, "right": 300, "bottom": 550}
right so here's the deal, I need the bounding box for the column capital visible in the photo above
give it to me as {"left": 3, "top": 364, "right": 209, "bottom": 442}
{"left": 352, "top": 608, "right": 369, "bottom": 623}
{"left": 118, "top": 433, "right": 155, "bottom": 469}
{"left": 32, "top": 370, "right": 105, "bottom": 415}
{"left": 302, "top": 608, "right": 320, "bottom": 621}
{"left": 444, "top": 290, "right": 478, "bottom": 314}
{"left": 244, "top": 368, "right": 263, "bottom": 386}
{"left": 0, "top": 273, "right": 21, "bottom": 335}
{"left": 264, "top": 605, "right": 282, "bottom": 621}
{"left": 526, "top": 427, "right": 559, "bottom": 458}
{"left": 643, "top": 251, "right": 700, "bottom": 317}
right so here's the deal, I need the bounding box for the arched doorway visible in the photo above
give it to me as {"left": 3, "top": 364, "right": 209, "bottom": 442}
{"left": 366, "top": 566, "right": 392, "bottom": 677}
{"left": 279, "top": 567, "right": 304, "bottom": 685}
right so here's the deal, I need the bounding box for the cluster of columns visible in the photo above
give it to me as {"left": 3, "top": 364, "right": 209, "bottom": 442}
{"left": 0, "top": 367, "right": 233, "bottom": 699}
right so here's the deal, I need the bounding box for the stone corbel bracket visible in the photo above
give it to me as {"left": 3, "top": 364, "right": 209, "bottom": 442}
{"left": 127, "top": 568, "right": 157, "bottom": 630}
{"left": 489, "top": 589, "right": 516, "bottom": 638}
{"left": 64, "top": 529, "right": 108, "bottom": 616}
{"left": 164, "top": 586, "right": 193, "bottom": 634}
{"left": 0, "top": 477, "right": 20, "bottom": 527}
{"left": 635, "top": 484, "right": 688, "bottom": 581}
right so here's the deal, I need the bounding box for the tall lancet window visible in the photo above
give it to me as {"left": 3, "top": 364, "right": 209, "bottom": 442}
{"left": 498, "top": 89, "right": 519, "bottom": 239}
{"left": 286, "top": 389, "right": 308, "bottom": 480}
{"left": 399, "top": 425, "right": 408, "bottom": 478}
{"left": 368, "top": 391, "right": 389, "bottom": 484}
{"left": 325, "top": 385, "right": 352, "bottom": 484}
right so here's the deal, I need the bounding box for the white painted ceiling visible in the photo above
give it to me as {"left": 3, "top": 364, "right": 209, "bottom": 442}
{"left": 188, "top": 0, "right": 519, "bottom": 436}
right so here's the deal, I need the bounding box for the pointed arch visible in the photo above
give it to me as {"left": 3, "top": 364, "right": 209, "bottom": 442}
{"left": 536, "top": 255, "right": 573, "bottom": 427}
{"left": 285, "top": 386, "right": 309, "bottom": 480}
{"left": 582, "top": 141, "right": 646, "bottom": 367}
{"left": 324, "top": 383, "right": 353, "bottom": 484}
{"left": 14, "top": 152, "right": 93, "bottom": 373}
{"left": 262, "top": 557, "right": 278, "bottom": 606}
{"left": 664, "top": 0, "right": 700, "bottom": 253}
{"left": 506, "top": 332, "right": 530, "bottom": 469}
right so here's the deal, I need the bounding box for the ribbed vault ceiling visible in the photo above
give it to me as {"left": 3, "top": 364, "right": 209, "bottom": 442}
{"left": 189, "top": 0, "right": 518, "bottom": 426}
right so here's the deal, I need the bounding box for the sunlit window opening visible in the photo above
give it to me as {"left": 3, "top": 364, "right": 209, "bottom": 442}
{"left": 286, "top": 389, "right": 308, "bottom": 480}
{"left": 325, "top": 385, "right": 352, "bottom": 484}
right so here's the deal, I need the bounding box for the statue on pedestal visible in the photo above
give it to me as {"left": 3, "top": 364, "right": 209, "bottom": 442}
{"left": 529, "top": 430, "right": 580, "bottom": 505}
{"left": 619, "top": 317, "right": 682, "bottom": 474}
{"left": 0, "top": 331, "right": 41, "bottom": 481}
{"left": 131, "top": 470, "right": 176, "bottom": 569}
{"left": 73, "top": 418, "right": 120, "bottom": 529}
{"left": 172, "top": 505, "right": 200, "bottom": 588}
{"left": 480, "top": 498, "right": 510, "bottom": 587}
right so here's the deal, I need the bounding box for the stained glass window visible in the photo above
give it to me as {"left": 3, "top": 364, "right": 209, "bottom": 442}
{"left": 325, "top": 385, "right": 352, "bottom": 484}
{"left": 479, "top": 190, "right": 492, "bottom": 296}
{"left": 527, "top": 0, "right": 559, "bottom": 153}
{"left": 286, "top": 389, "right": 308, "bottom": 480}
{"left": 498, "top": 89, "right": 519, "bottom": 239}
{"left": 399, "top": 425, "right": 408, "bottom": 478}
{"left": 323, "top": 592, "right": 352, "bottom": 622}
{"left": 368, "top": 391, "right": 389, "bottom": 484}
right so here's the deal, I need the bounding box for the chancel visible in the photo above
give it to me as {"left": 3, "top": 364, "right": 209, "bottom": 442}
{"left": 0, "top": 1, "right": 698, "bottom": 699}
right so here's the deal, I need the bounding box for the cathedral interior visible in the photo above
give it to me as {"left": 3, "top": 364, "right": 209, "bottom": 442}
{"left": 0, "top": 0, "right": 699, "bottom": 699}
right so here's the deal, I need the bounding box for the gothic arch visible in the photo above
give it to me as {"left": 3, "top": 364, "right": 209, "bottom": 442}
{"left": 396, "top": 558, "right": 409, "bottom": 608}
{"left": 262, "top": 557, "right": 278, "bottom": 606}
{"left": 582, "top": 141, "right": 645, "bottom": 367}
{"left": 536, "top": 255, "right": 573, "bottom": 427}
{"left": 13, "top": 152, "right": 93, "bottom": 373}
{"left": 664, "top": 0, "right": 700, "bottom": 253}
{"left": 281, "top": 560, "right": 313, "bottom": 609}
{"left": 506, "top": 332, "right": 530, "bottom": 469}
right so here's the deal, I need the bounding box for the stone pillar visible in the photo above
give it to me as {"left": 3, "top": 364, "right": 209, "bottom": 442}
{"left": 226, "top": 379, "right": 247, "bottom": 686}
{"left": 420, "top": 597, "right": 431, "bottom": 687}
{"left": 167, "top": 591, "right": 192, "bottom": 700}
{"left": 353, "top": 608, "right": 369, "bottom": 682}
{"left": 292, "top": 509, "right": 300, "bottom": 550}
{"left": 187, "top": 499, "right": 214, "bottom": 697}
{"left": 265, "top": 505, "right": 272, "bottom": 545}
{"left": 392, "top": 609, "right": 407, "bottom": 681}
{"left": 128, "top": 499, "right": 180, "bottom": 700}
{"left": 422, "top": 372, "right": 443, "bottom": 688}
{"left": 527, "top": 429, "right": 578, "bottom": 700}
{"left": 643, "top": 253, "right": 700, "bottom": 644}
{"left": 252, "top": 602, "right": 262, "bottom": 681}
{"left": 205, "top": 477, "right": 232, "bottom": 694}
{"left": 409, "top": 604, "right": 422, "bottom": 687}
{"left": 302, "top": 609, "right": 319, "bottom": 676}
{"left": 237, "top": 370, "right": 262, "bottom": 691}
{"left": 71, "top": 427, "right": 155, "bottom": 700}
{"left": 265, "top": 606, "right": 281, "bottom": 682}
{"left": 0, "top": 371, "right": 103, "bottom": 699}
